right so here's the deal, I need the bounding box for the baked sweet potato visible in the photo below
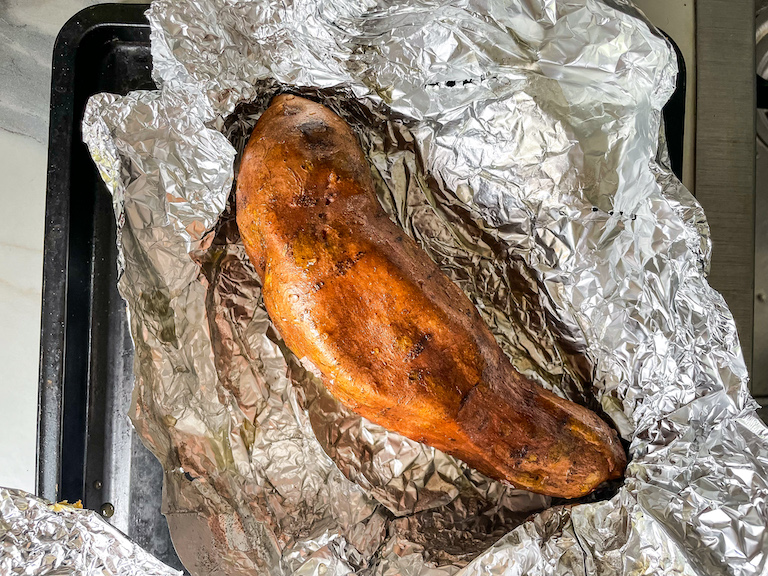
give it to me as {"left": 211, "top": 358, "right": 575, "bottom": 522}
{"left": 236, "top": 94, "right": 626, "bottom": 498}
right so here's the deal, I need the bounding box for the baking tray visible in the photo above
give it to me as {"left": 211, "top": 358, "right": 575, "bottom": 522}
{"left": 38, "top": 3, "right": 185, "bottom": 571}
{"left": 37, "top": 3, "right": 687, "bottom": 574}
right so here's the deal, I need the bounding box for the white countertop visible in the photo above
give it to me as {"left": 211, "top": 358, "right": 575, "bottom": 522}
{"left": 0, "top": 0, "right": 146, "bottom": 494}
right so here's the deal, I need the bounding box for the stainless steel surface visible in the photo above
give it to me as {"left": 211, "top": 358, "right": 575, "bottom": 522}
{"left": 758, "top": 399, "right": 768, "bottom": 422}
{"left": 755, "top": 2, "right": 768, "bottom": 402}
{"left": 695, "top": 0, "right": 756, "bottom": 376}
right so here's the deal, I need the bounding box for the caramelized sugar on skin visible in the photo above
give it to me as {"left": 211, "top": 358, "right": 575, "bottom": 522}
{"left": 236, "top": 94, "right": 627, "bottom": 498}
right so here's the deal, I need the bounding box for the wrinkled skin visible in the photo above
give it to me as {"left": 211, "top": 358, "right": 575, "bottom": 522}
{"left": 236, "top": 94, "right": 626, "bottom": 498}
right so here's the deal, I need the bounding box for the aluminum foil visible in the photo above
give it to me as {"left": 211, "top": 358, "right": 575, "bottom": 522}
{"left": 78, "top": 0, "right": 768, "bottom": 575}
{"left": 0, "top": 487, "right": 181, "bottom": 575}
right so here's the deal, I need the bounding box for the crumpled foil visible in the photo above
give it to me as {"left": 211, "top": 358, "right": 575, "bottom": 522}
{"left": 77, "top": 0, "right": 768, "bottom": 575}
{"left": 0, "top": 487, "right": 181, "bottom": 575}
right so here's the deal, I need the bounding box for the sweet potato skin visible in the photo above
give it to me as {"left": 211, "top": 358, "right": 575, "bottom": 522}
{"left": 236, "top": 94, "right": 626, "bottom": 498}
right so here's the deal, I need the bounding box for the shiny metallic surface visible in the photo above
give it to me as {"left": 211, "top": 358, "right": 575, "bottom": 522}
{"left": 0, "top": 488, "right": 181, "bottom": 575}
{"left": 77, "top": 0, "right": 768, "bottom": 575}
{"left": 100, "top": 502, "right": 116, "bottom": 518}
{"left": 754, "top": 1, "right": 768, "bottom": 407}
{"left": 695, "top": 0, "right": 756, "bottom": 375}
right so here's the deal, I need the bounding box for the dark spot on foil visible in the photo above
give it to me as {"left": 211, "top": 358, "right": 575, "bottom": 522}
{"left": 139, "top": 289, "right": 178, "bottom": 345}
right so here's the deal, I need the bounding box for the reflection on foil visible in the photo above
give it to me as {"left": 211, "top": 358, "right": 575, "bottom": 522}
{"left": 79, "top": 0, "right": 768, "bottom": 575}
{"left": 0, "top": 488, "right": 181, "bottom": 575}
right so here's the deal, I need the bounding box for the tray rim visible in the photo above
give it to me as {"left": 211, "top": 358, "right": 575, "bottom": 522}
{"left": 38, "top": 2, "right": 152, "bottom": 502}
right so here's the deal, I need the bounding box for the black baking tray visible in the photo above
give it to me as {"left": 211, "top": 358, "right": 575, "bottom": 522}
{"left": 38, "top": 3, "right": 686, "bottom": 573}
{"left": 39, "top": 3, "right": 185, "bottom": 571}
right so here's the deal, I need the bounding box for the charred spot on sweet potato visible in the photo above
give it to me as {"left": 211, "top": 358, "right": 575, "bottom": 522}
{"left": 292, "top": 192, "right": 318, "bottom": 207}
{"left": 405, "top": 333, "right": 432, "bottom": 361}
{"left": 334, "top": 251, "right": 365, "bottom": 276}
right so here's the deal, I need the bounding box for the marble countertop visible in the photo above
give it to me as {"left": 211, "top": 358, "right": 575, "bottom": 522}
{"left": 0, "top": 0, "right": 146, "bottom": 493}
